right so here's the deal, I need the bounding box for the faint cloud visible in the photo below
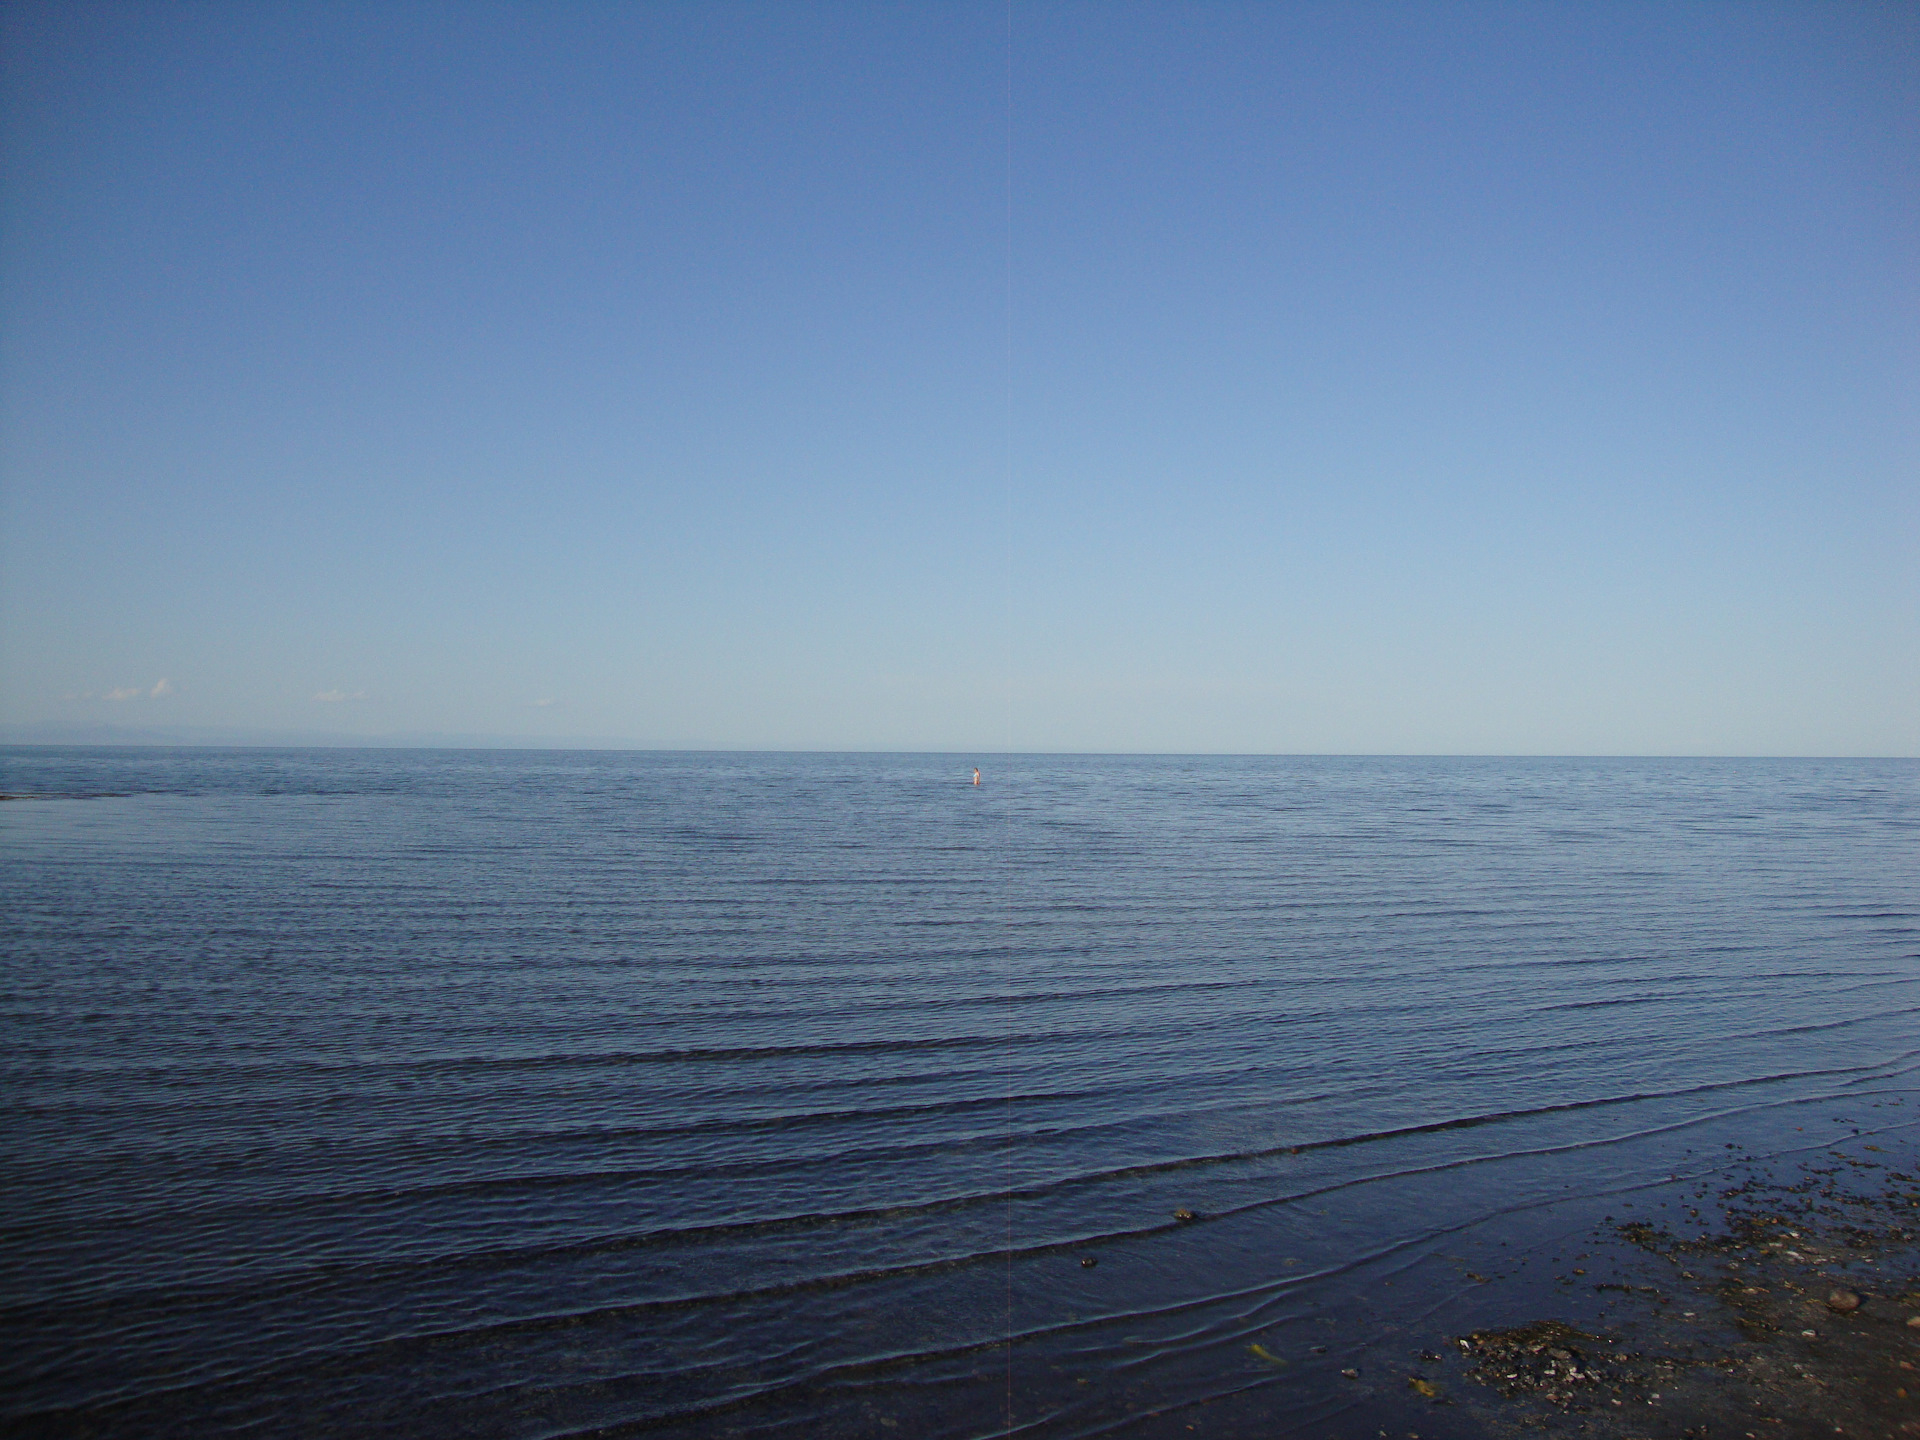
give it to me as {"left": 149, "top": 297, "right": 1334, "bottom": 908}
{"left": 531, "top": 697, "right": 559, "bottom": 707}
{"left": 99, "top": 678, "right": 174, "bottom": 701}
{"left": 60, "top": 691, "right": 98, "bottom": 702}
{"left": 314, "top": 689, "right": 369, "bottom": 703}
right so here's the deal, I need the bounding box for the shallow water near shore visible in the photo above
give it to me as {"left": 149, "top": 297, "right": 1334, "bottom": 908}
{"left": 2, "top": 749, "right": 1915, "bottom": 1437}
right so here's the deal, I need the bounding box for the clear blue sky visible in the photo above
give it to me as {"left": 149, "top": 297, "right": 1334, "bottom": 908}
{"left": 2, "top": 1, "right": 1914, "bottom": 753}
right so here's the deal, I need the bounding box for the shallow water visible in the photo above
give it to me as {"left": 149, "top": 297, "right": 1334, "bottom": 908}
{"left": 2, "top": 749, "right": 1915, "bottom": 1436}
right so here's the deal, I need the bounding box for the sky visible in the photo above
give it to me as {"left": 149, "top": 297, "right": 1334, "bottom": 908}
{"left": 1, "top": 1, "right": 1914, "bottom": 754}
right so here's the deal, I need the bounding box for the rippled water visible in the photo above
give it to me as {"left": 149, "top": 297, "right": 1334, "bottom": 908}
{"left": 2, "top": 749, "right": 1915, "bottom": 1437}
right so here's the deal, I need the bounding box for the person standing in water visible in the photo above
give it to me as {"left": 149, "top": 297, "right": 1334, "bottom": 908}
{"left": 972, "top": 767, "right": 981, "bottom": 786}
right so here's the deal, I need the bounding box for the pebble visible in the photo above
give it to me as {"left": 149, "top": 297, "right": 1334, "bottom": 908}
{"left": 1172, "top": 1208, "right": 1197, "bottom": 1223}
{"left": 1080, "top": 1256, "right": 1097, "bottom": 1268}
{"left": 1825, "top": 1290, "right": 1861, "bottom": 1312}
{"left": 1907, "top": 1314, "right": 1920, "bottom": 1330}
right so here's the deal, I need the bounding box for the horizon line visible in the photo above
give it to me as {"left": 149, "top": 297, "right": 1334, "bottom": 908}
{"left": 1, "top": 738, "right": 1913, "bottom": 762}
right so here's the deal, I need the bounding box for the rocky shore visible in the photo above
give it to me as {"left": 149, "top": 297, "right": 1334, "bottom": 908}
{"left": 1419, "top": 1127, "right": 1920, "bottom": 1439}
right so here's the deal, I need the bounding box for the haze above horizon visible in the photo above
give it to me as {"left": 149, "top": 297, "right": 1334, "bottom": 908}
{"left": 3, "top": 2, "right": 1914, "bottom": 756}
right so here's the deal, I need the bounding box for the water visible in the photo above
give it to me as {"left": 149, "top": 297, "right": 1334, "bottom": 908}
{"left": 2, "top": 749, "right": 1915, "bottom": 1437}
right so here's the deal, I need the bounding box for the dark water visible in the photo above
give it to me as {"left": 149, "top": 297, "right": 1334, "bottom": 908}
{"left": 2, "top": 749, "right": 1915, "bottom": 1437}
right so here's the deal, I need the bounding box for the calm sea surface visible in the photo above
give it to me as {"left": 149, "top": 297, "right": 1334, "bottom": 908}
{"left": 2, "top": 749, "right": 1915, "bottom": 1437}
